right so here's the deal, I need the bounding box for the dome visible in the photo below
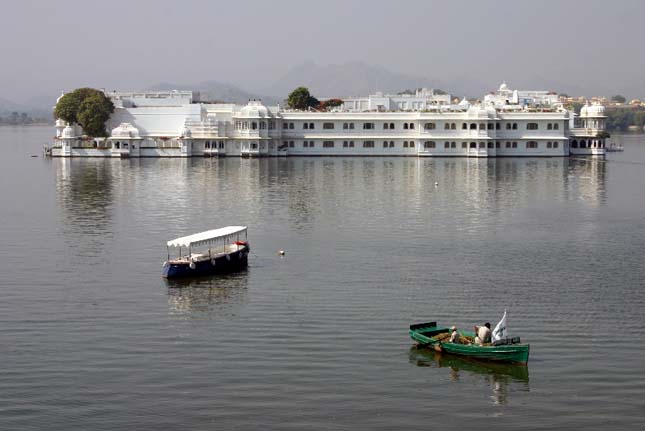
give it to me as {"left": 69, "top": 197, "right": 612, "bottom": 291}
{"left": 180, "top": 124, "right": 192, "bottom": 138}
{"left": 587, "top": 103, "right": 605, "bottom": 117}
{"left": 498, "top": 81, "right": 508, "bottom": 91}
{"left": 110, "top": 123, "right": 140, "bottom": 138}
{"left": 55, "top": 118, "right": 66, "bottom": 127}
{"left": 61, "top": 125, "right": 75, "bottom": 138}
{"left": 238, "top": 100, "right": 269, "bottom": 118}
{"left": 580, "top": 102, "right": 590, "bottom": 117}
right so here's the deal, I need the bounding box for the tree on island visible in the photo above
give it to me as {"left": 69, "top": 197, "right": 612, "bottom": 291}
{"left": 286, "top": 87, "right": 320, "bottom": 110}
{"left": 54, "top": 88, "right": 114, "bottom": 136}
{"left": 611, "top": 94, "right": 626, "bottom": 104}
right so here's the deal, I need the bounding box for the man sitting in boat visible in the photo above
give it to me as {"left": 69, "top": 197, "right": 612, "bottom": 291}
{"left": 449, "top": 326, "right": 460, "bottom": 344}
{"left": 474, "top": 322, "right": 492, "bottom": 345}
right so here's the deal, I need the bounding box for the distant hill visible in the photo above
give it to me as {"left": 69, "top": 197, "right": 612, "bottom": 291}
{"left": 263, "top": 61, "right": 454, "bottom": 99}
{"left": 0, "top": 95, "right": 53, "bottom": 118}
{"left": 147, "top": 80, "right": 280, "bottom": 105}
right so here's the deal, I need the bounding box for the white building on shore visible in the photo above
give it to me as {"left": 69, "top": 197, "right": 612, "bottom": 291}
{"left": 48, "top": 83, "right": 607, "bottom": 158}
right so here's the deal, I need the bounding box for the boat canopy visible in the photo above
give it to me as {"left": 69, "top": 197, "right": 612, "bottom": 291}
{"left": 167, "top": 226, "right": 247, "bottom": 248}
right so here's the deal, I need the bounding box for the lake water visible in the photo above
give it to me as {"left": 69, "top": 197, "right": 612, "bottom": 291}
{"left": 1, "top": 126, "right": 644, "bottom": 430}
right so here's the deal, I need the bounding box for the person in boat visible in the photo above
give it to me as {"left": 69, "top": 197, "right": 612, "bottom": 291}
{"left": 474, "top": 322, "right": 491, "bottom": 345}
{"left": 449, "top": 326, "right": 460, "bottom": 344}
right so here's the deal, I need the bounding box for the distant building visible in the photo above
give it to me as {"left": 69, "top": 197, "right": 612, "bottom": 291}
{"left": 340, "top": 88, "right": 451, "bottom": 112}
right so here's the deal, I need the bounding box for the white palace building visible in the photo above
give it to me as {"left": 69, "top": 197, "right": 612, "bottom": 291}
{"left": 49, "top": 83, "right": 607, "bottom": 158}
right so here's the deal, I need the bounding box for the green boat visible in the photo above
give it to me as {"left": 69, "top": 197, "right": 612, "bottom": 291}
{"left": 409, "top": 321, "right": 530, "bottom": 365}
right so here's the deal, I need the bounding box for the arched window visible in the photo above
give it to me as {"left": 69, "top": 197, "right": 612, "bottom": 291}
{"left": 526, "top": 141, "right": 538, "bottom": 149}
{"left": 404, "top": 123, "right": 408, "bottom": 130}
{"left": 409, "top": 123, "right": 415, "bottom": 130}
{"left": 547, "top": 123, "right": 553, "bottom": 130}
{"left": 480, "top": 123, "right": 486, "bottom": 130}
{"left": 487, "top": 123, "right": 494, "bottom": 130}
{"left": 343, "top": 123, "right": 348, "bottom": 129}
{"left": 571, "top": 140, "right": 578, "bottom": 148}
{"left": 470, "top": 142, "right": 477, "bottom": 148}
{"left": 390, "top": 123, "right": 395, "bottom": 129}
{"left": 309, "top": 123, "right": 314, "bottom": 129}
{"left": 462, "top": 123, "right": 467, "bottom": 130}
{"left": 495, "top": 123, "right": 500, "bottom": 130}
{"left": 526, "top": 123, "right": 538, "bottom": 130}
{"left": 389, "top": 141, "right": 394, "bottom": 147}
{"left": 383, "top": 123, "right": 389, "bottom": 129}
{"left": 444, "top": 141, "right": 450, "bottom": 148}
{"left": 424, "top": 123, "right": 436, "bottom": 130}
{"left": 251, "top": 122, "right": 257, "bottom": 130}
{"left": 303, "top": 123, "right": 308, "bottom": 130}
{"left": 506, "top": 123, "right": 511, "bottom": 130}
{"left": 512, "top": 123, "right": 518, "bottom": 130}
{"left": 451, "top": 123, "right": 456, "bottom": 130}
{"left": 554, "top": 123, "right": 559, "bottom": 130}
{"left": 479, "top": 142, "right": 485, "bottom": 148}
{"left": 444, "top": 123, "right": 450, "bottom": 130}
{"left": 424, "top": 141, "right": 435, "bottom": 149}
{"left": 580, "top": 140, "right": 587, "bottom": 148}
{"left": 470, "top": 123, "right": 477, "bottom": 130}
{"left": 383, "top": 141, "right": 388, "bottom": 148}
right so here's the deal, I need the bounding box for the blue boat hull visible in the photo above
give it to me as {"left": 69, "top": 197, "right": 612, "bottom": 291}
{"left": 162, "top": 245, "right": 249, "bottom": 278}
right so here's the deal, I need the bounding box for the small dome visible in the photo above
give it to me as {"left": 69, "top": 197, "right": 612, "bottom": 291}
{"left": 499, "top": 81, "right": 508, "bottom": 91}
{"left": 110, "top": 123, "right": 140, "bottom": 138}
{"left": 587, "top": 103, "right": 605, "bottom": 116}
{"left": 61, "top": 125, "right": 75, "bottom": 138}
{"left": 55, "top": 118, "right": 66, "bottom": 127}
{"left": 180, "top": 125, "right": 192, "bottom": 138}
{"left": 238, "top": 100, "right": 269, "bottom": 118}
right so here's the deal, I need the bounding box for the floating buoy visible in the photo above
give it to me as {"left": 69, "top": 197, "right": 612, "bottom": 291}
{"left": 189, "top": 262, "right": 196, "bottom": 270}
{"left": 31, "top": 155, "right": 38, "bottom": 158}
{"left": 278, "top": 250, "right": 285, "bottom": 256}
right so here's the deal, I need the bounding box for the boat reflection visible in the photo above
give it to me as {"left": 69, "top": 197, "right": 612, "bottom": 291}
{"left": 409, "top": 346, "right": 529, "bottom": 405}
{"left": 165, "top": 272, "right": 248, "bottom": 318}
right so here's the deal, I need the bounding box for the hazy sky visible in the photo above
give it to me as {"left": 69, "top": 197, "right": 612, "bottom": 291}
{"left": 1, "top": 0, "right": 644, "bottom": 102}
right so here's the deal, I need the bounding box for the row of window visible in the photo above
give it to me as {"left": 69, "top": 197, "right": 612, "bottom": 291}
{"left": 204, "top": 140, "right": 225, "bottom": 149}
{"left": 235, "top": 121, "right": 275, "bottom": 130}
{"left": 571, "top": 140, "right": 604, "bottom": 149}
{"left": 280, "top": 121, "right": 564, "bottom": 132}
{"left": 282, "top": 140, "right": 562, "bottom": 150}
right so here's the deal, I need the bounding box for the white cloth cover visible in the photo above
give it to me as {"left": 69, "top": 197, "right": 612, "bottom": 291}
{"left": 492, "top": 310, "right": 508, "bottom": 342}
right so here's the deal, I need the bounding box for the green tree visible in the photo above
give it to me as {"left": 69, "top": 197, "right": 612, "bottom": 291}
{"left": 287, "top": 87, "right": 319, "bottom": 110}
{"left": 611, "top": 94, "right": 626, "bottom": 103}
{"left": 54, "top": 88, "right": 114, "bottom": 136}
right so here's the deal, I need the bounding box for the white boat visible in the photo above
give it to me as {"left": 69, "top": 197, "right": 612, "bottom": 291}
{"left": 162, "top": 226, "right": 249, "bottom": 278}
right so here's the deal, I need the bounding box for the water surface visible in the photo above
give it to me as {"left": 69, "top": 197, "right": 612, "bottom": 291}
{"left": 1, "top": 126, "right": 644, "bottom": 430}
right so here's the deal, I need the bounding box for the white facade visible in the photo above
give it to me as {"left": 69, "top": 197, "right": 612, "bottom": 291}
{"left": 49, "top": 84, "right": 607, "bottom": 158}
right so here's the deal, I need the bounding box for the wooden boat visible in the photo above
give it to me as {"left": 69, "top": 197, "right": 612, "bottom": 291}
{"left": 409, "top": 321, "right": 529, "bottom": 365}
{"left": 162, "top": 226, "right": 249, "bottom": 279}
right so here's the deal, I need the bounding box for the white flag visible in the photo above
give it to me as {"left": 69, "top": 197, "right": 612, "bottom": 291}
{"left": 492, "top": 310, "right": 507, "bottom": 342}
